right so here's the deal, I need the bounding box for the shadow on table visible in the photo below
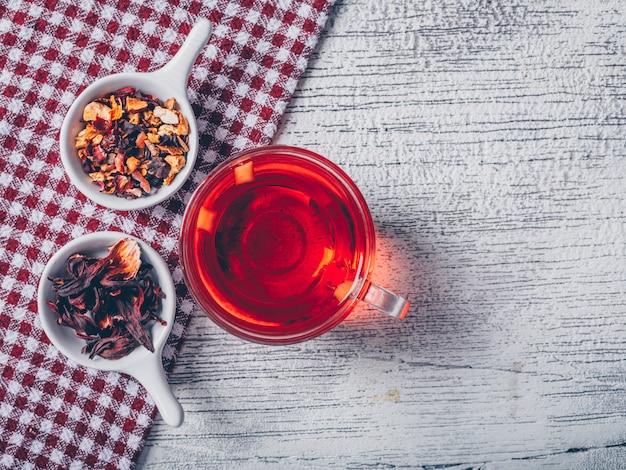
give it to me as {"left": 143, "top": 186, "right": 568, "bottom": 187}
{"left": 320, "top": 218, "right": 482, "bottom": 359}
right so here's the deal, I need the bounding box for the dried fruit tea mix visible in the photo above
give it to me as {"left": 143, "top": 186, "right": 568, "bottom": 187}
{"left": 75, "top": 87, "right": 189, "bottom": 198}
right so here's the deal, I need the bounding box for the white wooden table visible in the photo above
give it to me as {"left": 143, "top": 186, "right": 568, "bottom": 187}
{"left": 138, "top": 1, "right": 626, "bottom": 467}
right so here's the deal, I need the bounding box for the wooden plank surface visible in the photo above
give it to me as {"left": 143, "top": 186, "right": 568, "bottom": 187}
{"left": 138, "top": 0, "right": 626, "bottom": 467}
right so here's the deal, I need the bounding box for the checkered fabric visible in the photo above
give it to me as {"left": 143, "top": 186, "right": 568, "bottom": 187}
{"left": 0, "top": 0, "right": 334, "bottom": 468}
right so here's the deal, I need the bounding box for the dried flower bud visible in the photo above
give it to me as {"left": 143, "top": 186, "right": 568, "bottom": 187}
{"left": 47, "top": 238, "right": 166, "bottom": 360}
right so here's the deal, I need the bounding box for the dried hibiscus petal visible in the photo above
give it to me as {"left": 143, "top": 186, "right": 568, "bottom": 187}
{"left": 74, "top": 87, "right": 190, "bottom": 199}
{"left": 84, "top": 335, "right": 138, "bottom": 360}
{"left": 115, "top": 288, "right": 154, "bottom": 352}
{"left": 47, "top": 238, "right": 167, "bottom": 360}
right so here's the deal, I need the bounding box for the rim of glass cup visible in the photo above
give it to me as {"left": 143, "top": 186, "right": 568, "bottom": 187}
{"left": 179, "top": 145, "right": 377, "bottom": 344}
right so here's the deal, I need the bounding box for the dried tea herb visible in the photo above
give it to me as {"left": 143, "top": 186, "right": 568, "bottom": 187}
{"left": 75, "top": 87, "right": 189, "bottom": 199}
{"left": 46, "top": 238, "right": 167, "bottom": 360}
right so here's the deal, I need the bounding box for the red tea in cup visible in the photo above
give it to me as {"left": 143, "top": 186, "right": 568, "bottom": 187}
{"left": 180, "top": 146, "right": 408, "bottom": 344}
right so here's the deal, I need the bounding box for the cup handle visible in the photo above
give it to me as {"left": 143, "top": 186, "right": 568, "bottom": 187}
{"left": 362, "top": 282, "right": 410, "bottom": 319}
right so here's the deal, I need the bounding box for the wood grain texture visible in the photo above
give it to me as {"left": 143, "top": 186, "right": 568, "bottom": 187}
{"left": 138, "top": 0, "right": 626, "bottom": 468}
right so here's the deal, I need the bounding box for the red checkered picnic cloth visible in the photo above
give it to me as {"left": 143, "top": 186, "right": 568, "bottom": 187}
{"left": 0, "top": 0, "right": 334, "bottom": 467}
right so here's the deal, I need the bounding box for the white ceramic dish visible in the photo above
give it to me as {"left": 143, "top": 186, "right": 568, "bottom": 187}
{"left": 37, "top": 231, "right": 184, "bottom": 427}
{"left": 59, "top": 19, "right": 212, "bottom": 211}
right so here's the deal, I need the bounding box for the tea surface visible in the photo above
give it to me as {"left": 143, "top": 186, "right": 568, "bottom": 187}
{"left": 192, "top": 166, "right": 365, "bottom": 334}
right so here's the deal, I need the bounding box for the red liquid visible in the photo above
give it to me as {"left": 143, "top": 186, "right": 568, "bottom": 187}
{"left": 181, "top": 151, "right": 374, "bottom": 342}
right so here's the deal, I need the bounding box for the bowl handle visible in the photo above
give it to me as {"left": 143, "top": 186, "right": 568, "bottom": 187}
{"left": 128, "top": 356, "right": 185, "bottom": 427}
{"left": 153, "top": 19, "right": 212, "bottom": 93}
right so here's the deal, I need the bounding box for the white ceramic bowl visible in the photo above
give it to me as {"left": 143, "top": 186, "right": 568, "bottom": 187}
{"left": 59, "top": 20, "right": 212, "bottom": 211}
{"left": 38, "top": 231, "right": 183, "bottom": 427}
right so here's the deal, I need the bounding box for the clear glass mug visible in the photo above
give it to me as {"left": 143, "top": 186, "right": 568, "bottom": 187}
{"left": 179, "top": 146, "right": 409, "bottom": 344}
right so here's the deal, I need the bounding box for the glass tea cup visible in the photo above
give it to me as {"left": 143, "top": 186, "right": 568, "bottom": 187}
{"left": 179, "top": 146, "right": 409, "bottom": 344}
